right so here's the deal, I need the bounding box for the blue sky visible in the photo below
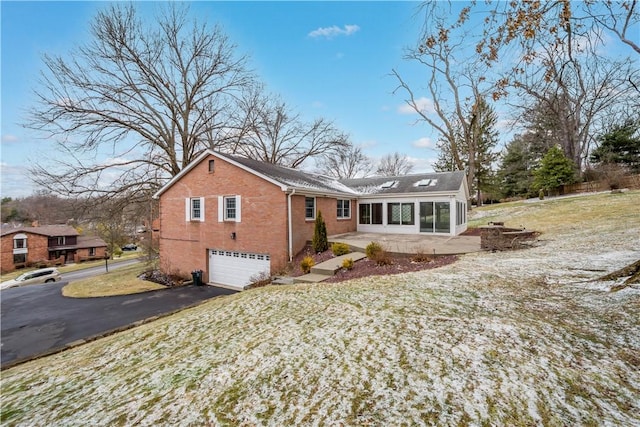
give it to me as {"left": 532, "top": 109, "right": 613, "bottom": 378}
{"left": 1, "top": 1, "right": 436, "bottom": 198}
{"left": 1, "top": 2, "right": 636, "bottom": 199}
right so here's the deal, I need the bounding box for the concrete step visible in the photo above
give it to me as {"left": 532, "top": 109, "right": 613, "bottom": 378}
{"left": 272, "top": 277, "right": 295, "bottom": 285}
{"left": 310, "top": 252, "right": 367, "bottom": 276}
{"left": 294, "top": 273, "right": 330, "bottom": 284}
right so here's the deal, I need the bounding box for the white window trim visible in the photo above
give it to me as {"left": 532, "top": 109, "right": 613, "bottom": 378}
{"left": 218, "top": 195, "right": 241, "bottom": 223}
{"left": 305, "top": 196, "right": 316, "bottom": 220}
{"left": 185, "top": 197, "right": 205, "bottom": 222}
{"left": 13, "top": 234, "right": 27, "bottom": 250}
{"left": 337, "top": 199, "right": 351, "bottom": 219}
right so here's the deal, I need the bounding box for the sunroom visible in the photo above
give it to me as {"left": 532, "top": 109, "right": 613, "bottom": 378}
{"left": 341, "top": 170, "right": 469, "bottom": 236}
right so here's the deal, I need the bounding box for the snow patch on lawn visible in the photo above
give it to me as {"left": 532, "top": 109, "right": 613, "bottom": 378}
{"left": 1, "top": 194, "right": 639, "bottom": 426}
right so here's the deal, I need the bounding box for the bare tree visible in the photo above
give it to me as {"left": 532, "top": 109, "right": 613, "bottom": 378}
{"left": 418, "top": 1, "right": 638, "bottom": 94}
{"left": 509, "top": 21, "right": 639, "bottom": 169}
{"left": 316, "top": 144, "right": 373, "bottom": 179}
{"left": 233, "top": 90, "right": 350, "bottom": 168}
{"left": 392, "top": 10, "right": 492, "bottom": 197}
{"left": 582, "top": 0, "right": 640, "bottom": 55}
{"left": 26, "top": 3, "right": 255, "bottom": 203}
{"left": 411, "top": 1, "right": 638, "bottom": 176}
{"left": 375, "top": 152, "right": 414, "bottom": 176}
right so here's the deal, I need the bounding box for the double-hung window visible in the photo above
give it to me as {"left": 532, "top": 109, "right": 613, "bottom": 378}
{"left": 225, "top": 196, "right": 236, "bottom": 220}
{"left": 218, "top": 195, "right": 241, "bottom": 222}
{"left": 337, "top": 200, "right": 350, "bottom": 219}
{"left": 186, "top": 197, "right": 205, "bottom": 222}
{"left": 305, "top": 197, "right": 315, "bottom": 220}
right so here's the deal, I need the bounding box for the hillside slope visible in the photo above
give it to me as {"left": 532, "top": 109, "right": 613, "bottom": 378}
{"left": 2, "top": 191, "right": 639, "bottom": 426}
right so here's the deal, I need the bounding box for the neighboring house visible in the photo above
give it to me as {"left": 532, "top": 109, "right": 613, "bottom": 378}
{"left": 153, "top": 150, "right": 469, "bottom": 290}
{"left": 0, "top": 225, "right": 107, "bottom": 273}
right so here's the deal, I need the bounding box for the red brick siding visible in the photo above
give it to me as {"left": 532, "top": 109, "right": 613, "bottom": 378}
{"left": 0, "top": 233, "right": 49, "bottom": 273}
{"left": 290, "top": 196, "right": 357, "bottom": 257}
{"left": 158, "top": 155, "right": 289, "bottom": 279}
{"left": 75, "top": 247, "right": 108, "bottom": 262}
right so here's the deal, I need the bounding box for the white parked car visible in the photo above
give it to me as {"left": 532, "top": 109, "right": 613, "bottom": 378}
{"left": 0, "top": 268, "right": 62, "bottom": 290}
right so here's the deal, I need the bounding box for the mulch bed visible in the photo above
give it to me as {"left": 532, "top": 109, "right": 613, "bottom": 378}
{"left": 460, "top": 227, "right": 483, "bottom": 236}
{"left": 289, "top": 244, "right": 457, "bottom": 284}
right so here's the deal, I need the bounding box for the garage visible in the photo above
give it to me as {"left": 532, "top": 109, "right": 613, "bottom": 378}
{"left": 208, "top": 249, "right": 270, "bottom": 289}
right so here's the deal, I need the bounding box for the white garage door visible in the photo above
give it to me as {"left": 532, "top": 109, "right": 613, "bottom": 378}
{"left": 208, "top": 249, "right": 270, "bottom": 289}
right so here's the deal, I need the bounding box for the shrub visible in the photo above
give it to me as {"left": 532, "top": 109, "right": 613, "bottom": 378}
{"left": 538, "top": 189, "right": 545, "bottom": 200}
{"left": 312, "top": 211, "right": 328, "bottom": 253}
{"left": 411, "top": 250, "right": 432, "bottom": 263}
{"left": 331, "top": 242, "right": 351, "bottom": 256}
{"left": 342, "top": 258, "right": 354, "bottom": 270}
{"left": 247, "top": 271, "right": 272, "bottom": 289}
{"left": 300, "top": 256, "right": 315, "bottom": 274}
{"left": 372, "top": 250, "right": 393, "bottom": 266}
{"left": 365, "top": 241, "right": 383, "bottom": 259}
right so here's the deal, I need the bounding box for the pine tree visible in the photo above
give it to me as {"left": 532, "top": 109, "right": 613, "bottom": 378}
{"left": 533, "top": 146, "right": 577, "bottom": 195}
{"left": 590, "top": 119, "right": 640, "bottom": 173}
{"left": 496, "top": 134, "right": 537, "bottom": 199}
{"left": 312, "top": 210, "right": 328, "bottom": 253}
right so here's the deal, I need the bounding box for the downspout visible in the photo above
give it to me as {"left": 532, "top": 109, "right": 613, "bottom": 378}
{"left": 287, "top": 188, "right": 296, "bottom": 262}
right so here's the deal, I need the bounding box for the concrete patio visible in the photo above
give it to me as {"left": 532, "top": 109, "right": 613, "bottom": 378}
{"left": 328, "top": 232, "right": 482, "bottom": 256}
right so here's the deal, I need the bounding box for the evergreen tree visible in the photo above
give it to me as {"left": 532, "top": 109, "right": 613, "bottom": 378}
{"left": 590, "top": 119, "right": 640, "bottom": 173}
{"left": 434, "top": 98, "right": 499, "bottom": 205}
{"left": 312, "top": 210, "right": 328, "bottom": 253}
{"left": 533, "top": 146, "right": 577, "bottom": 195}
{"left": 472, "top": 98, "right": 500, "bottom": 205}
{"left": 496, "top": 134, "right": 537, "bottom": 199}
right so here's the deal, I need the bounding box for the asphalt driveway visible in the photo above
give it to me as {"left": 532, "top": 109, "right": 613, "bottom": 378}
{"left": 1, "top": 282, "right": 236, "bottom": 369}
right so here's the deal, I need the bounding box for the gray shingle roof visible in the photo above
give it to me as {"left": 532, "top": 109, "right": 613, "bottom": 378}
{"left": 340, "top": 171, "right": 466, "bottom": 195}
{"left": 154, "top": 149, "right": 467, "bottom": 199}
{"left": 224, "top": 153, "right": 359, "bottom": 196}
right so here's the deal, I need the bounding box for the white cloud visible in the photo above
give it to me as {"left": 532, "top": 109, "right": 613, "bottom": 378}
{"left": 407, "top": 156, "right": 436, "bottom": 173}
{"left": 2, "top": 134, "right": 19, "bottom": 143}
{"left": 397, "top": 97, "right": 435, "bottom": 115}
{"left": 308, "top": 24, "right": 360, "bottom": 39}
{"left": 412, "top": 137, "right": 433, "bottom": 149}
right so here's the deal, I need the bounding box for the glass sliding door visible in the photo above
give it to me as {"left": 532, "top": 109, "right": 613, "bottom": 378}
{"left": 420, "top": 202, "right": 434, "bottom": 232}
{"left": 435, "top": 202, "right": 450, "bottom": 233}
{"left": 420, "top": 201, "right": 450, "bottom": 233}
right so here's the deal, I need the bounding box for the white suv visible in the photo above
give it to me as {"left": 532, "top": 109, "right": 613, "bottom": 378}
{"left": 0, "top": 268, "right": 62, "bottom": 290}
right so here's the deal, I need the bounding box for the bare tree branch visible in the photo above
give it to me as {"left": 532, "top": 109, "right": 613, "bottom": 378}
{"left": 26, "top": 3, "right": 256, "bottom": 202}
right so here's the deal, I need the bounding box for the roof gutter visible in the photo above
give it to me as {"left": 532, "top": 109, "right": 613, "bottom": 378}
{"left": 287, "top": 188, "right": 296, "bottom": 263}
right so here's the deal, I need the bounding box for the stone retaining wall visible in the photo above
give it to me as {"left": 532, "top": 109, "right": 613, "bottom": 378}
{"left": 479, "top": 225, "right": 539, "bottom": 250}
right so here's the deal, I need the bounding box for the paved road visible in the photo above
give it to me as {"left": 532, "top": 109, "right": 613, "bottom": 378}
{"left": 62, "top": 258, "right": 142, "bottom": 282}
{"left": 1, "top": 282, "right": 236, "bottom": 368}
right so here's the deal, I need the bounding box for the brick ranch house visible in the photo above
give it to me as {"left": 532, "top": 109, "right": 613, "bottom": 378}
{"left": 153, "top": 150, "right": 469, "bottom": 290}
{"left": 1, "top": 225, "right": 108, "bottom": 273}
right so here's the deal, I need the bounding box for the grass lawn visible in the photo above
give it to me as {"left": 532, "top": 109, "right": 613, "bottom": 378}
{"left": 1, "top": 191, "right": 639, "bottom": 425}
{"left": 62, "top": 263, "right": 165, "bottom": 298}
